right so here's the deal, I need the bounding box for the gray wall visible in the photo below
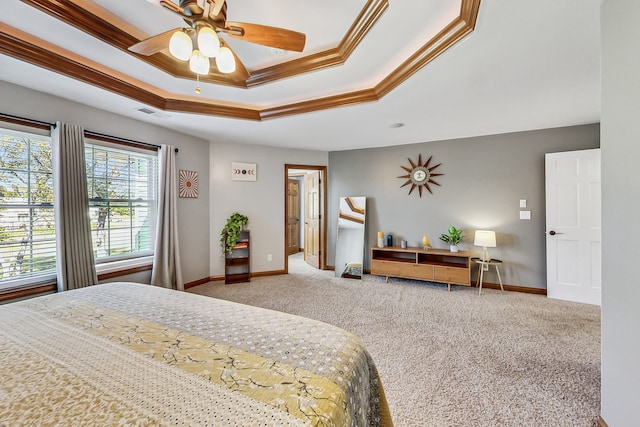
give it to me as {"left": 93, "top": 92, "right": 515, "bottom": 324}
{"left": 601, "top": 0, "right": 640, "bottom": 424}
{"left": 209, "top": 141, "right": 327, "bottom": 277}
{"left": 328, "top": 124, "right": 600, "bottom": 289}
{"left": 0, "top": 82, "right": 211, "bottom": 285}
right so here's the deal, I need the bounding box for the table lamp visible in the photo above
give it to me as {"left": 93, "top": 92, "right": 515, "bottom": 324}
{"left": 474, "top": 230, "right": 496, "bottom": 262}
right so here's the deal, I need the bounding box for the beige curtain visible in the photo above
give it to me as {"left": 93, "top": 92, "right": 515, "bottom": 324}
{"left": 151, "top": 145, "right": 183, "bottom": 290}
{"left": 52, "top": 122, "right": 97, "bottom": 292}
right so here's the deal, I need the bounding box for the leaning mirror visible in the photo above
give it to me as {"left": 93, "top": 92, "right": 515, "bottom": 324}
{"left": 335, "top": 196, "right": 366, "bottom": 279}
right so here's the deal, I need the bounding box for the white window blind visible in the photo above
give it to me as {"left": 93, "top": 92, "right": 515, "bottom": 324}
{"left": 85, "top": 142, "right": 158, "bottom": 263}
{"left": 0, "top": 128, "right": 55, "bottom": 287}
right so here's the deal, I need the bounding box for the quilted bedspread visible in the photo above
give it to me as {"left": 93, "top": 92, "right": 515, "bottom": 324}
{"left": 0, "top": 282, "right": 392, "bottom": 426}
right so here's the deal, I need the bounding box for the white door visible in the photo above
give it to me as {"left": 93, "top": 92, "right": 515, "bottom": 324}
{"left": 545, "top": 149, "right": 601, "bottom": 305}
{"left": 304, "top": 171, "right": 321, "bottom": 269}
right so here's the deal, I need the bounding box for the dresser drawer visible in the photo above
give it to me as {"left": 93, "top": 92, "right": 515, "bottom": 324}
{"left": 400, "top": 263, "right": 434, "bottom": 281}
{"left": 371, "top": 260, "right": 402, "bottom": 277}
{"left": 434, "top": 266, "right": 470, "bottom": 285}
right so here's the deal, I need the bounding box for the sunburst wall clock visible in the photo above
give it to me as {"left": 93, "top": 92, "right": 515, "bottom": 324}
{"left": 179, "top": 170, "right": 199, "bottom": 198}
{"left": 398, "top": 154, "right": 443, "bottom": 197}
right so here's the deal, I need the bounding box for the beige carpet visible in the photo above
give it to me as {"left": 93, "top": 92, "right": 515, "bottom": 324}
{"left": 188, "top": 254, "right": 601, "bottom": 427}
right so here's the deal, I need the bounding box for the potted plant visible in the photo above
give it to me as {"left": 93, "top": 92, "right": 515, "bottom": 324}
{"left": 220, "top": 212, "right": 249, "bottom": 254}
{"left": 439, "top": 225, "right": 464, "bottom": 252}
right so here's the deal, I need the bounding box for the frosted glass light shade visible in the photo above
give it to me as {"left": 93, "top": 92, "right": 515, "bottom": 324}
{"left": 189, "top": 50, "right": 210, "bottom": 75}
{"left": 197, "top": 26, "right": 220, "bottom": 58}
{"left": 169, "top": 31, "right": 192, "bottom": 61}
{"left": 216, "top": 46, "right": 236, "bottom": 73}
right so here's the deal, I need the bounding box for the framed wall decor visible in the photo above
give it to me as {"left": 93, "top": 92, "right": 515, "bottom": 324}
{"left": 179, "top": 169, "right": 199, "bottom": 198}
{"left": 232, "top": 162, "right": 257, "bottom": 181}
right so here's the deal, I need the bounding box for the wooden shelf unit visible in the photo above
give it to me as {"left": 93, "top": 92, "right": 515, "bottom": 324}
{"left": 371, "top": 246, "right": 471, "bottom": 290}
{"left": 225, "top": 230, "right": 250, "bottom": 284}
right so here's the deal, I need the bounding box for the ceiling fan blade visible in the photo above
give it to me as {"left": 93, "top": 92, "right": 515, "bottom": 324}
{"left": 128, "top": 28, "right": 179, "bottom": 56}
{"left": 217, "top": 39, "right": 250, "bottom": 80}
{"left": 225, "top": 22, "right": 306, "bottom": 52}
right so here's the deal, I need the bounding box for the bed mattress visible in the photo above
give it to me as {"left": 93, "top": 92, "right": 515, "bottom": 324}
{"left": 0, "top": 282, "right": 392, "bottom": 426}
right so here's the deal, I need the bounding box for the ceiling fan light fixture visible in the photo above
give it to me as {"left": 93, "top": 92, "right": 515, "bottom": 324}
{"left": 189, "top": 49, "right": 210, "bottom": 75}
{"left": 216, "top": 46, "right": 236, "bottom": 73}
{"left": 197, "top": 26, "right": 220, "bottom": 58}
{"left": 169, "top": 30, "right": 193, "bottom": 61}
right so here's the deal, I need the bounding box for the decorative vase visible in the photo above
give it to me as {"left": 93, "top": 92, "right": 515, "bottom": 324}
{"left": 450, "top": 244, "right": 459, "bottom": 253}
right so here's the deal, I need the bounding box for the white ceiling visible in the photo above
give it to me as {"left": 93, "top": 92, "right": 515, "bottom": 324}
{"left": 0, "top": 0, "right": 602, "bottom": 151}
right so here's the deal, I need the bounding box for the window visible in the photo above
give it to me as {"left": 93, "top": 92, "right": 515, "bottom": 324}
{"left": 85, "top": 142, "right": 158, "bottom": 263}
{"left": 0, "top": 126, "right": 159, "bottom": 289}
{"left": 0, "top": 128, "right": 55, "bottom": 287}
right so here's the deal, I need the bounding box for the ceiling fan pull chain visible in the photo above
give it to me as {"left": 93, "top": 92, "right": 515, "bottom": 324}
{"left": 195, "top": 74, "right": 201, "bottom": 94}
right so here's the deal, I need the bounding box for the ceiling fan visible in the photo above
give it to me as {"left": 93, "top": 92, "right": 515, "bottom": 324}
{"left": 128, "top": 0, "right": 306, "bottom": 80}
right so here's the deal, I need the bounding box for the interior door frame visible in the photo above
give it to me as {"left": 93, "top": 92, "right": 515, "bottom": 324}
{"left": 284, "top": 164, "right": 327, "bottom": 273}
{"left": 286, "top": 178, "right": 301, "bottom": 256}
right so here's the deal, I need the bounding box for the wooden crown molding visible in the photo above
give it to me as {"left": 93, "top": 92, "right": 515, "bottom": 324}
{"left": 0, "top": 24, "right": 260, "bottom": 120}
{"left": 21, "top": 0, "right": 388, "bottom": 88}
{"left": 5, "top": 0, "right": 481, "bottom": 121}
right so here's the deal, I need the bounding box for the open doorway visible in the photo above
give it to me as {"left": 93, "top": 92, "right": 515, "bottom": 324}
{"left": 284, "top": 164, "right": 327, "bottom": 274}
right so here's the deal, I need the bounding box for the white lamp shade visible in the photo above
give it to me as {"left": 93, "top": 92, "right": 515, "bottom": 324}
{"left": 189, "top": 50, "right": 210, "bottom": 74}
{"left": 169, "top": 31, "right": 193, "bottom": 61}
{"left": 216, "top": 46, "right": 236, "bottom": 73}
{"left": 197, "top": 26, "right": 220, "bottom": 58}
{"left": 474, "top": 230, "right": 496, "bottom": 247}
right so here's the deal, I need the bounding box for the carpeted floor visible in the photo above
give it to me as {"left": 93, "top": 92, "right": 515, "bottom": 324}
{"left": 188, "top": 253, "right": 601, "bottom": 427}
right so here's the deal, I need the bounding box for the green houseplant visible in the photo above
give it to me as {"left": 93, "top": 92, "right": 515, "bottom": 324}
{"left": 439, "top": 225, "right": 464, "bottom": 252}
{"left": 220, "top": 212, "right": 249, "bottom": 254}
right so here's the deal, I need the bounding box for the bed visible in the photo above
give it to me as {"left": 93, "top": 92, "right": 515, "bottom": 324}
{"left": 0, "top": 282, "right": 392, "bottom": 426}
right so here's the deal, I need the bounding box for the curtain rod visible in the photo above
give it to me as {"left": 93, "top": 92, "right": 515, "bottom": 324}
{"left": 0, "top": 112, "right": 178, "bottom": 153}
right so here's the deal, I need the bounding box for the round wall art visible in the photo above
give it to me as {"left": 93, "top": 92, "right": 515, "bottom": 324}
{"left": 398, "top": 154, "right": 443, "bottom": 197}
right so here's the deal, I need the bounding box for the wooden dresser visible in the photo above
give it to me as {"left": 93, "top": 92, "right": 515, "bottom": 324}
{"left": 371, "top": 246, "right": 471, "bottom": 290}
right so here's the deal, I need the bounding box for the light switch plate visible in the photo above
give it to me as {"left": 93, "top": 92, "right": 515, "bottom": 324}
{"left": 519, "top": 199, "right": 527, "bottom": 208}
{"left": 520, "top": 210, "right": 531, "bottom": 220}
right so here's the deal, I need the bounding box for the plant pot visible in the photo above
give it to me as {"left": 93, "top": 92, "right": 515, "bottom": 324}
{"left": 450, "top": 244, "right": 459, "bottom": 253}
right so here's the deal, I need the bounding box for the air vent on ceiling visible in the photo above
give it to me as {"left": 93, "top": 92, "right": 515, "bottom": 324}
{"left": 135, "top": 107, "right": 170, "bottom": 119}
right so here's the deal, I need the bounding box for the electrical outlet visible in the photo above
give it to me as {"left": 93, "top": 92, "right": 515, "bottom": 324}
{"left": 267, "top": 254, "right": 272, "bottom": 261}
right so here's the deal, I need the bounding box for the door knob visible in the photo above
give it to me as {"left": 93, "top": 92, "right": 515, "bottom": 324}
{"left": 548, "top": 230, "right": 563, "bottom": 235}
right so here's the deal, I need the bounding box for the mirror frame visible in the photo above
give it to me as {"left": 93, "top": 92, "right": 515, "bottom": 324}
{"left": 334, "top": 196, "right": 366, "bottom": 279}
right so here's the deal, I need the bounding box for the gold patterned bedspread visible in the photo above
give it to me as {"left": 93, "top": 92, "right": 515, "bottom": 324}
{"left": 0, "top": 282, "right": 392, "bottom": 426}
